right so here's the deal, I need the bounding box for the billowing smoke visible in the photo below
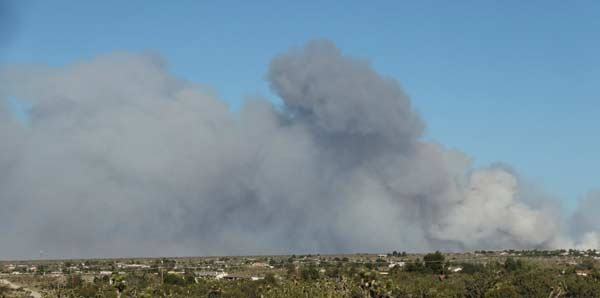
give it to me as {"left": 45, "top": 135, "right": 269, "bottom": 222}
{"left": 0, "top": 40, "right": 596, "bottom": 259}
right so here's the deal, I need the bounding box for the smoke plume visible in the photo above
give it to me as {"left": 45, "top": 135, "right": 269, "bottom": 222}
{"left": 0, "top": 40, "right": 596, "bottom": 259}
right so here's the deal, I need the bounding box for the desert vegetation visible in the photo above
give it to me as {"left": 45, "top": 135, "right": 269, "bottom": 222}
{"left": 2, "top": 250, "right": 600, "bottom": 297}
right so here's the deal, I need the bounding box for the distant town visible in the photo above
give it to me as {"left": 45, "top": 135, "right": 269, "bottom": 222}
{"left": 2, "top": 249, "right": 600, "bottom": 297}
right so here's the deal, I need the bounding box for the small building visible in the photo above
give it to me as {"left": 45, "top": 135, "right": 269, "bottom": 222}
{"left": 251, "top": 262, "right": 271, "bottom": 268}
{"left": 449, "top": 266, "right": 463, "bottom": 273}
{"left": 122, "top": 264, "right": 151, "bottom": 269}
{"left": 196, "top": 272, "right": 230, "bottom": 280}
{"left": 388, "top": 262, "right": 405, "bottom": 268}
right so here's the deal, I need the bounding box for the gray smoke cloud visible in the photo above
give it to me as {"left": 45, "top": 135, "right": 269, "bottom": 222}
{"left": 0, "top": 40, "right": 596, "bottom": 259}
{"left": 573, "top": 191, "right": 600, "bottom": 233}
{"left": 567, "top": 191, "right": 600, "bottom": 249}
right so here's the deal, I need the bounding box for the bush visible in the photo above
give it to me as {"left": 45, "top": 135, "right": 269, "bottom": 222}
{"left": 504, "top": 257, "right": 523, "bottom": 272}
{"left": 65, "top": 274, "right": 83, "bottom": 288}
{"left": 75, "top": 285, "right": 99, "bottom": 298}
{"left": 263, "top": 273, "right": 277, "bottom": 285}
{"left": 163, "top": 273, "right": 186, "bottom": 285}
{"left": 460, "top": 262, "right": 486, "bottom": 274}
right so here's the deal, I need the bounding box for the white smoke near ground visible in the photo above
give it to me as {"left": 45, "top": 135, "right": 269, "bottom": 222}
{"left": 0, "top": 40, "right": 597, "bottom": 259}
{"left": 429, "top": 167, "right": 560, "bottom": 248}
{"left": 565, "top": 191, "right": 600, "bottom": 249}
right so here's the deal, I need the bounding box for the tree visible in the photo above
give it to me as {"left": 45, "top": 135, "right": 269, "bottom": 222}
{"left": 36, "top": 264, "right": 48, "bottom": 275}
{"left": 285, "top": 262, "right": 296, "bottom": 279}
{"left": 405, "top": 259, "right": 426, "bottom": 273}
{"left": 300, "top": 264, "right": 319, "bottom": 281}
{"left": 423, "top": 251, "right": 445, "bottom": 274}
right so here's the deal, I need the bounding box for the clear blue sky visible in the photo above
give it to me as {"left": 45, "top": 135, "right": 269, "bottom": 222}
{"left": 1, "top": 0, "right": 599, "bottom": 209}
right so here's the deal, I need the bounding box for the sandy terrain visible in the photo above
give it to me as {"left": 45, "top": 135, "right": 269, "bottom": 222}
{"left": 0, "top": 279, "right": 42, "bottom": 298}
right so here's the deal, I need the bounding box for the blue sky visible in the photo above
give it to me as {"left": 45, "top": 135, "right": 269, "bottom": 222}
{"left": 1, "top": 0, "right": 599, "bottom": 209}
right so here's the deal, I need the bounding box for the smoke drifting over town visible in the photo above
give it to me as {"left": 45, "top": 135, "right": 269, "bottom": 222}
{"left": 0, "top": 40, "right": 597, "bottom": 259}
